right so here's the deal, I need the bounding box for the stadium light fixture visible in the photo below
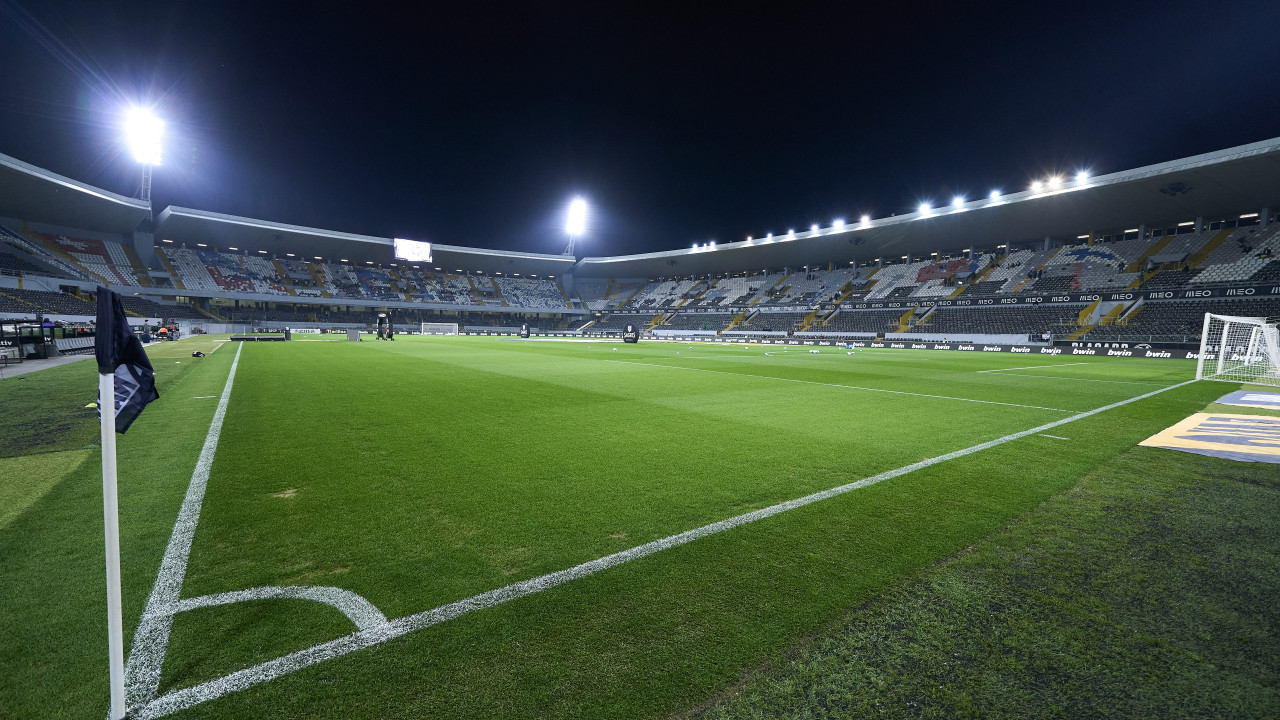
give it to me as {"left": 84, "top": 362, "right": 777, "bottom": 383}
{"left": 565, "top": 197, "right": 587, "bottom": 236}
{"left": 227, "top": 247, "right": 238, "bottom": 251}
{"left": 787, "top": 229, "right": 796, "bottom": 239}
{"left": 1048, "top": 175, "right": 1062, "bottom": 188}
{"left": 257, "top": 250, "right": 267, "bottom": 254}
{"left": 1076, "top": 170, "right": 1089, "bottom": 183}
{"left": 810, "top": 224, "right": 819, "bottom": 233}
{"left": 952, "top": 196, "right": 965, "bottom": 209}
{"left": 766, "top": 232, "right": 773, "bottom": 238}
{"left": 989, "top": 190, "right": 1001, "bottom": 201}
{"left": 1030, "top": 181, "right": 1043, "bottom": 192}
{"left": 833, "top": 219, "right": 846, "bottom": 231}
{"left": 860, "top": 214, "right": 870, "bottom": 226}
{"left": 918, "top": 203, "right": 932, "bottom": 216}
{"left": 196, "top": 243, "right": 207, "bottom": 247}
{"left": 286, "top": 252, "right": 294, "bottom": 256}
{"left": 124, "top": 106, "right": 164, "bottom": 166}
{"left": 161, "top": 238, "right": 172, "bottom": 243}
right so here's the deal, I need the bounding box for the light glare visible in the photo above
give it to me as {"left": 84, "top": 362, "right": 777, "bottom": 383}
{"left": 565, "top": 197, "right": 587, "bottom": 236}
{"left": 833, "top": 219, "right": 846, "bottom": 231}
{"left": 1076, "top": 170, "right": 1089, "bottom": 183}
{"left": 124, "top": 107, "right": 164, "bottom": 165}
{"left": 952, "top": 196, "right": 965, "bottom": 209}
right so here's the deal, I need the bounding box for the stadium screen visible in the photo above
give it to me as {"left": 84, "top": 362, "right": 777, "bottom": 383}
{"left": 393, "top": 238, "right": 432, "bottom": 263}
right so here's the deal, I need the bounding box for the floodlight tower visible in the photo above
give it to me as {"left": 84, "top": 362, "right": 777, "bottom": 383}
{"left": 124, "top": 107, "right": 164, "bottom": 220}
{"left": 563, "top": 197, "right": 587, "bottom": 256}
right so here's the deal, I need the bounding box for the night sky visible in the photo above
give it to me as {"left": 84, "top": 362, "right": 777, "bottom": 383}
{"left": 1, "top": 1, "right": 1278, "bottom": 257}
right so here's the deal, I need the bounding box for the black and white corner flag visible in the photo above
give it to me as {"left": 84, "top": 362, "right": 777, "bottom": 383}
{"left": 95, "top": 287, "right": 159, "bottom": 433}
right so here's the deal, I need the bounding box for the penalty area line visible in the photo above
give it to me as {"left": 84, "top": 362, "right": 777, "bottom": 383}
{"left": 976, "top": 362, "right": 1089, "bottom": 373}
{"left": 131, "top": 377, "right": 1198, "bottom": 719}
{"left": 608, "top": 359, "right": 1077, "bottom": 412}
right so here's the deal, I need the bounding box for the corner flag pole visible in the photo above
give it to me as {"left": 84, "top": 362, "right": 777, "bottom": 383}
{"left": 99, "top": 369, "right": 126, "bottom": 720}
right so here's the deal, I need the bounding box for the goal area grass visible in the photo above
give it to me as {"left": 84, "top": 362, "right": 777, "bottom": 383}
{"left": 1, "top": 335, "right": 1276, "bottom": 718}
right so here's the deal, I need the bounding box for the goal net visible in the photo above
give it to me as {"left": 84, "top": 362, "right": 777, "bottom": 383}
{"left": 1196, "top": 313, "right": 1280, "bottom": 386}
{"left": 420, "top": 322, "right": 460, "bottom": 336}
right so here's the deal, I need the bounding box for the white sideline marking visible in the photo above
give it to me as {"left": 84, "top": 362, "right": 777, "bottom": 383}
{"left": 609, "top": 359, "right": 1076, "bottom": 413}
{"left": 191, "top": 396, "right": 216, "bottom": 399}
{"left": 124, "top": 343, "right": 246, "bottom": 708}
{"left": 129, "top": 377, "right": 1199, "bottom": 719}
{"left": 976, "top": 362, "right": 1089, "bottom": 373}
{"left": 988, "top": 373, "right": 1167, "bottom": 386}
{"left": 1039, "top": 434, "right": 1071, "bottom": 440}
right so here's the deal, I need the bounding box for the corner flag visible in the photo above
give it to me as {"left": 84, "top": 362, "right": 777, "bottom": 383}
{"left": 95, "top": 287, "right": 158, "bottom": 432}
{"left": 94, "top": 286, "right": 159, "bottom": 719}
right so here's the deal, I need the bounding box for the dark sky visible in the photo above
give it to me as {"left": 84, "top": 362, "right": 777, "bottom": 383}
{"left": 1, "top": 1, "right": 1278, "bottom": 257}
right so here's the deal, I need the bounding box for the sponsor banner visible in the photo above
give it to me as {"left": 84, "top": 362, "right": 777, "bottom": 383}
{"left": 1215, "top": 391, "right": 1280, "bottom": 410}
{"left": 1139, "top": 413, "right": 1280, "bottom": 464}
{"left": 841, "top": 283, "right": 1280, "bottom": 310}
{"left": 291, "top": 328, "right": 321, "bottom": 334}
{"left": 832, "top": 340, "right": 1192, "bottom": 359}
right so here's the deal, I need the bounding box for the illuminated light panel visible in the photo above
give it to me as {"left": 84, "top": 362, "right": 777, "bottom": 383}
{"left": 833, "top": 219, "right": 846, "bottom": 231}
{"left": 124, "top": 106, "right": 164, "bottom": 165}
{"left": 565, "top": 197, "right": 587, "bottom": 235}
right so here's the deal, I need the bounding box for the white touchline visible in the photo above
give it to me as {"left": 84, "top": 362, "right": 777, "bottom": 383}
{"left": 976, "top": 362, "right": 1089, "bottom": 373}
{"left": 126, "top": 374, "right": 1200, "bottom": 719}
{"left": 124, "top": 342, "right": 244, "bottom": 709}
{"left": 990, "top": 373, "right": 1170, "bottom": 386}
{"left": 1039, "top": 434, "right": 1071, "bottom": 440}
{"left": 610, "top": 359, "right": 1076, "bottom": 412}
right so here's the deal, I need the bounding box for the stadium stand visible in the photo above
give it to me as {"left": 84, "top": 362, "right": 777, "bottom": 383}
{"left": 493, "top": 276, "right": 567, "bottom": 308}
{"left": 0, "top": 225, "right": 94, "bottom": 281}
{"left": 919, "top": 305, "right": 1084, "bottom": 337}
{"left": 814, "top": 308, "right": 905, "bottom": 334}
{"left": 0, "top": 288, "right": 94, "bottom": 314}
{"left": 591, "top": 314, "right": 659, "bottom": 331}
{"left": 1080, "top": 298, "right": 1280, "bottom": 343}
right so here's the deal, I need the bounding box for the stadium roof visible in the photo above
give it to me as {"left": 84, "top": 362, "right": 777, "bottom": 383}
{"left": 0, "top": 151, "right": 150, "bottom": 233}
{"left": 154, "top": 207, "right": 578, "bottom": 276}
{"left": 573, "top": 136, "right": 1280, "bottom": 277}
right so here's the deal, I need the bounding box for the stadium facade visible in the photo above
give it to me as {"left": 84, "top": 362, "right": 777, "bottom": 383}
{"left": 1, "top": 138, "right": 1278, "bottom": 349}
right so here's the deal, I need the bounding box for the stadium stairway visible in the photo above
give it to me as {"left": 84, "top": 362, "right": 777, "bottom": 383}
{"left": 724, "top": 310, "right": 748, "bottom": 331}
{"left": 1187, "top": 229, "right": 1234, "bottom": 268}
{"left": 306, "top": 263, "right": 331, "bottom": 297}
{"left": 1126, "top": 236, "right": 1175, "bottom": 281}
{"left": 272, "top": 260, "right": 298, "bottom": 295}
{"left": 558, "top": 282, "right": 571, "bottom": 307}
{"left": 894, "top": 307, "right": 915, "bottom": 333}
{"left": 646, "top": 312, "right": 670, "bottom": 332}
{"left": 799, "top": 307, "right": 822, "bottom": 332}
{"left": 157, "top": 250, "right": 186, "bottom": 290}
{"left": 121, "top": 245, "right": 151, "bottom": 286}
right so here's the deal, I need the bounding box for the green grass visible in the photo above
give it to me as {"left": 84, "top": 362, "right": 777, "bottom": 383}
{"left": 690, "top": 446, "right": 1280, "bottom": 719}
{"left": 0, "top": 335, "right": 1272, "bottom": 718}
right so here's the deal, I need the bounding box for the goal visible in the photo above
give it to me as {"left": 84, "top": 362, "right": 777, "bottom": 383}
{"left": 420, "top": 322, "right": 460, "bottom": 336}
{"left": 1196, "top": 313, "right": 1280, "bottom": 386}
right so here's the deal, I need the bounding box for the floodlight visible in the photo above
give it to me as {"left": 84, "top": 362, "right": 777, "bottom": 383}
{"left": 766, "top": 232, "right": 773, "bottom": 238}
{"left": 918, "top": 203, "right": 931, "bottom": 215}
{"left": 810, "top": 224, "right": 819, "bottom": 233}
{"left": 787, "top": 229, "right": 796, "bottom": 239}
{"left": 1048, "top": 175, "right": 1062, "bottom": 188}
{"left": 952, "top": 196, "right": 965, "bottom": 209}
{"left": 860, "top": 214, "right": 870, "bottom": 226}
{"left": 692, "top": 242, "right": 698, "bottom": 249}
{"left": 565, "top": 197, "right": 587, "bottom": 236}
{"left": 833, "top": 218, "right": 846, "bottom": 231}
{"left": 1030, "top": 181, "right": 1043, "bottom": 192}
{"left": 990, "top": 190, "right": 1000, "bottom": 200}
{"left": 124, "top": 106, "right": 164, "bottom": 166}
{"left": 1076, "top": 170, "right": 1089, "bottom": 183}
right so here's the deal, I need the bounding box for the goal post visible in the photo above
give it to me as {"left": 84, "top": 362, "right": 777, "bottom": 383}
{"left": 420, "top": 322, "right": 460, "bottom": 336}
{"left": 1196, "top": 313, "right": 1280, "bottom": 386}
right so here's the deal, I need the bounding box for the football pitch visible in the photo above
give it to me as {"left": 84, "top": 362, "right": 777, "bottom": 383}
{"left": 1, "top": 335, "right": 1275, "bottom": 718}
